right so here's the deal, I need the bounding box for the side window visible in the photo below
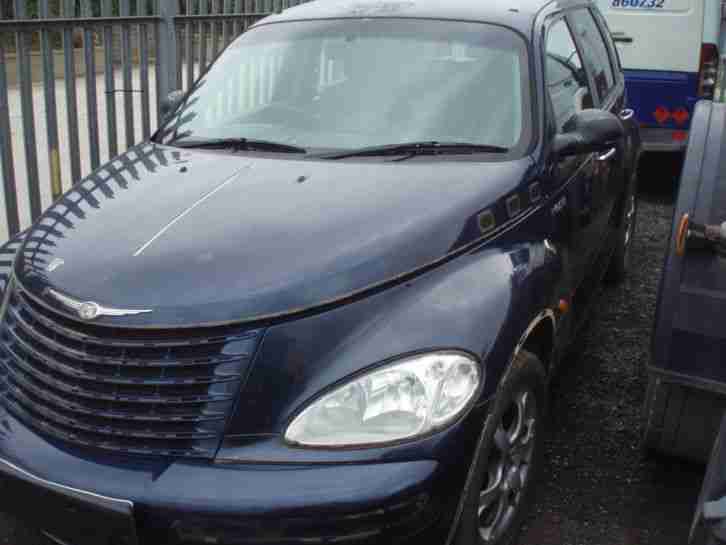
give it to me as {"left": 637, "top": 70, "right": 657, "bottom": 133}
{"left": 546, "top": 19, "right": 592, "bottom": 133}
{"left": 591, "top": 8, "right": 623, "bottom": 74}
{"left": 568, "top": 9, "right": 616, "bottom": 103}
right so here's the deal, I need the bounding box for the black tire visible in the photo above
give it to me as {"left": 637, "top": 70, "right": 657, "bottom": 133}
{"left": 606, "top": 173, "right": 638, "bottom": 284}
{"left": 454, "top": 350, "right": 547, "bottom": 545}
{"left": 643, "top": 374, "right": 726, "bottom": 463}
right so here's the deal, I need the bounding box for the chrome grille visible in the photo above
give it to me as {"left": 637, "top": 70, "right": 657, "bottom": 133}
{"left": 0, "top": 285, "right": 263, "bottom": 458}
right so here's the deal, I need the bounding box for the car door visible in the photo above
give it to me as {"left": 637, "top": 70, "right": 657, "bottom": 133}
{"left": 544, "top": 16, "right": 600, "bottom": 291}
{"left": 567, "top": 7, "right": 628, "bottom": 261}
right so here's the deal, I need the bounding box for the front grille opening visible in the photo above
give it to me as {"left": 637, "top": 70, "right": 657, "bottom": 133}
{"left": 0, "top": 285, "right": 264, "bottom": 458}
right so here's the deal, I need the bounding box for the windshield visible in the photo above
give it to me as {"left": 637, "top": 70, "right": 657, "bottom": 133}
{"left": 159, "top": 19, "right": 532, "bottom": 156}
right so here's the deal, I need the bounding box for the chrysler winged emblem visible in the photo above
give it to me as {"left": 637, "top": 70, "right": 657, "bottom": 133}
{"left": 46, "top": 289, "right": 152, "bottom": 321}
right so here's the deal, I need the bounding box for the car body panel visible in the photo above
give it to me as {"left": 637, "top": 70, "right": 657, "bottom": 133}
{"left": 651, "top": 100, "right": 726, "bottom": 387}
{"left": 645, "top": 100, "right": 726, "bottom": 465}
{"left": 0, "top": 398, "right": 488, "bottom": 544}
{"left": 230, "top": 233, "right": 561, "bottom": 437}
{"left": 15, "top": 144, "right": 536, "bottom": 327}
{"left": 259, "top": 0, "right": 542, "bottom": 35}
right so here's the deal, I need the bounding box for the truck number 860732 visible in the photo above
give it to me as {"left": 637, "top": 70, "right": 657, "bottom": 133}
{"left": 611, "top": 0, "right": 665, "bottom": 7}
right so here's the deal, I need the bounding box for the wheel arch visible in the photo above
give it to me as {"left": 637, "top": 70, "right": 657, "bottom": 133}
{"left": 445, "top": 309, "right": 555, "bottom": 545}
{"left": 519, "top": 310, "right": 557, "bottom": 374}
{"left": 496, "top": 308, "right": 557, "bottom": 396}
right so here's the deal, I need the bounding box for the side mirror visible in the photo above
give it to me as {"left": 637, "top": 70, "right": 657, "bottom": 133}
{"left": 160, "top": 90, "right": 185, "bottom": 120}
{"left": 553, "top": 109, "right": 625, "bottom": 157}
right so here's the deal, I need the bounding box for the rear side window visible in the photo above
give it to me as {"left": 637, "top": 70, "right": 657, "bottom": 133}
{"left": 568, "top": 9, "right": 616, "bottom": 102}
{"left": 591, "top": 8, "right": 623, "bottom": 73}
{"left": 545, "top": 18, "right": 593, "bottom": 133}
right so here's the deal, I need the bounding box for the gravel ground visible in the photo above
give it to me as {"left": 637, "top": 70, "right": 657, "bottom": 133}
{"left": 521, "top": 153, "right": 706, "bottom": 545}
{"left": 0, "top": 154, "right": 705, "bottom": 545}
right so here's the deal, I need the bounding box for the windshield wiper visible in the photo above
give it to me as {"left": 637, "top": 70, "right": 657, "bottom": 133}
{"left": 171, "top": 137, "right": 307, "bottom": 154}
{"left": 322, "top": 141, "right": 509, "bottom": 160}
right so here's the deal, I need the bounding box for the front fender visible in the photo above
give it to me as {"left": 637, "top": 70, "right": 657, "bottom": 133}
{"left": 232, "top": 238, "right": 563, "bottom": 438}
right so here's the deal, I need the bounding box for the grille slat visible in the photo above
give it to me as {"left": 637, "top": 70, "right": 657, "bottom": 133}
{"left": 2, "top": 345, "right": 237, "bottom": 405}
{"left": 5, "top": 372, "right": 227, "bottom": 423}
{"left": 8, "top": 304, "right": 248, "bottom": 369}
{"left": 5, "top": 324, "right": 244, "bottom": 388}
{"left": 0, "top": 285, "right": 263, "bottom": 458}
{"left": 17, "top": 291, "right": 255, "bottom": 349}
{"left": 6, "top": 388, "right": 220, "bottom": 440}
{"left": 5, "top": 400, "right": 213, "bottom": 457}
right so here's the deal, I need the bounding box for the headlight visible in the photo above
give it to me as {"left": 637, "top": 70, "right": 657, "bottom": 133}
{"left": 284, "top": 351, "right": 481, "bottom": 448}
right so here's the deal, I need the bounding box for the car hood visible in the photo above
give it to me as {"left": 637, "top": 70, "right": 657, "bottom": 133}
{"left": 14, "top": 144, "right": 534, "bottom": 327}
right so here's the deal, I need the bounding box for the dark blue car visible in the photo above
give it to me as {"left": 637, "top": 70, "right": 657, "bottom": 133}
{"left": 0, "top": 1, "right": 640, "bottom": 544}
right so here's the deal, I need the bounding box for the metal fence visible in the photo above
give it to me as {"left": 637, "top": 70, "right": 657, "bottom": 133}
{"left": 0, "top": 0, "right": 305, "bottom": 240}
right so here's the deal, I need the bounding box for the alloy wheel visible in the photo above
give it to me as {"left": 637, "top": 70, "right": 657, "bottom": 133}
{"left": 477, "top": 389, "right": 538, "bottom": 543}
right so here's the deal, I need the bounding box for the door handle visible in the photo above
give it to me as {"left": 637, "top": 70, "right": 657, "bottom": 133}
{"left": 611, "top": 32, "right": 633, "bottom": 44}
{"left": 598, "top": 147, "right": 617, "bottom": 161}
{"left": 619, "top": 109, "right": 635, "bottom": 121}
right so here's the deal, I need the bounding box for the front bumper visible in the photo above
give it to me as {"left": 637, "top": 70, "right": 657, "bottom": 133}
{"left": 0, "top": 456, "right": 137, "bottom": 545}
{"left": 0, "top": 404, "right": 486, "bottom": 545}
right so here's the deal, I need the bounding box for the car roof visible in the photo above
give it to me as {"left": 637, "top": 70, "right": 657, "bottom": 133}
{"left": 256, "top": 0, "right": 595, "bottom": 35}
